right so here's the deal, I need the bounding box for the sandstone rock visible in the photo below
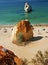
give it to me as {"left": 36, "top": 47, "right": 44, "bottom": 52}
{"left": 12, "top": 25, "right": 18, "bottom": 44}
{"left": 12, "top": 20, "right": 33, "bottom": 44}
{"left": 0, "top": 46, "right": 23, "bottom": 65}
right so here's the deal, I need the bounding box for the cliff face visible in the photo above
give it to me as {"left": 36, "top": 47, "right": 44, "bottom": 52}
{"left": 12, "top": 20, "right": 33, "bottom": 44}
{"left": 0, "top": 46, "right": 23, "bottom": 65}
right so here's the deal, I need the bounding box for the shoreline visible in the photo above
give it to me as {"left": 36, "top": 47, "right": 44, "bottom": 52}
{"left": 0, "top": 24, "right": 48, "bottom": 28}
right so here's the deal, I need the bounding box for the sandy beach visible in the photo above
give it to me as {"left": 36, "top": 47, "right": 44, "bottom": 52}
{"left": 0, "top": 25, "right": 48, "bottom": 62}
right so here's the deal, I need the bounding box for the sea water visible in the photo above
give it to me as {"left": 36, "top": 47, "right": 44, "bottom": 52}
{"left": 0, "top": 0, "right": 48, "bottom": 25}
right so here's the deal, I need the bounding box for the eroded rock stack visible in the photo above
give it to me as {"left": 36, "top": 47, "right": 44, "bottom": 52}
{"left": 0, "top": 46, "right": 23, "bottom": 65}
{"left": 12, "top": 20, "right": 33, "bottom": 44}
{"left": 24, "top": 2, "right": 32, "bottom": 12}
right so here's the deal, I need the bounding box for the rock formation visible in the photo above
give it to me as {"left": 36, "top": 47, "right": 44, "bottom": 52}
{"left": 12, "top": 20, "right": 33, "bottom": 44}
{"left": 0, "top": 46, "right": 23, "bottom": 65}
{"left": 24, "top": 2, "right": 32, "bottom": 12}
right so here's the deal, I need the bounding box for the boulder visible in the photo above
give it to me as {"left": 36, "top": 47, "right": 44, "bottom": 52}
{"left": 24, "top": 2, "right": 32, "bottom": 12}
{"left": 0, "top": 46, "right": 23, "bottom": 65}
{"left": 12, "top": 20, "right": 33, "bottom": 44}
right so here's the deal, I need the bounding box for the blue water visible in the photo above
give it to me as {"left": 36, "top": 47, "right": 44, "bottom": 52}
{"left": 0, "top": 0, "right": 48, "bottom": 25}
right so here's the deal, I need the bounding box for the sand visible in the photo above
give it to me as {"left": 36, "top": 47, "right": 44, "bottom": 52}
{"left": 0, "top": 25, "right": 48, "bottom": 62}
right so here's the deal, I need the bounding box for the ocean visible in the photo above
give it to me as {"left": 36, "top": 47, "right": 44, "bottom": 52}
{"left": 0, "top": 0, "right": 48, "bottom": 25}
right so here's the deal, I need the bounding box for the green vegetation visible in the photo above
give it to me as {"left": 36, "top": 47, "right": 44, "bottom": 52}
{"left": 16, "top": 32, "right": 23, "bottom": 43}
{"left": 21, "top": 50, "right": 48, "bottom": 65}
{"left": 22, "top": 58, "right": 28, "bottom": 65}
{"left": 32, "top": 50, "right": 48, "bottom": 65}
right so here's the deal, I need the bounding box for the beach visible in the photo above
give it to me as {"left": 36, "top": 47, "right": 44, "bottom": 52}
{"left": 0, "top": 25, "right": 48, "bottom": 63}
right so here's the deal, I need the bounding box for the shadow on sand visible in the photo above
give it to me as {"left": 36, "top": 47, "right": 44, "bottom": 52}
{"left": 24, "top": 36, "right": 43, "bottom": 46}
{"left": 29, "top": 36, "right": 43, "bottom": 41}
{"left": 16, "top": 36, "right": 43, "bottom": 46}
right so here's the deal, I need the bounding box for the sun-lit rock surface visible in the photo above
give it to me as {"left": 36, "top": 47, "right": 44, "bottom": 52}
{"left": 24, "top": 2, "right": 32, "bottom": 12}
{"left": 0, "top": 46, "right": 23, "bottom": 65}
{"left": 12, "top": 20, "right": 33, "bottom": 44}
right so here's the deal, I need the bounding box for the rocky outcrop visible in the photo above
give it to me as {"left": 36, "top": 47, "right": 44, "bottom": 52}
{"left": 12, "top": 20, "right": 33, "bottom": 44}
{"left": 24, "top": 2, "right": 32, "bottom": 12}
{"left": 0, "top": 46, "right": 23, "bottom": 65}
